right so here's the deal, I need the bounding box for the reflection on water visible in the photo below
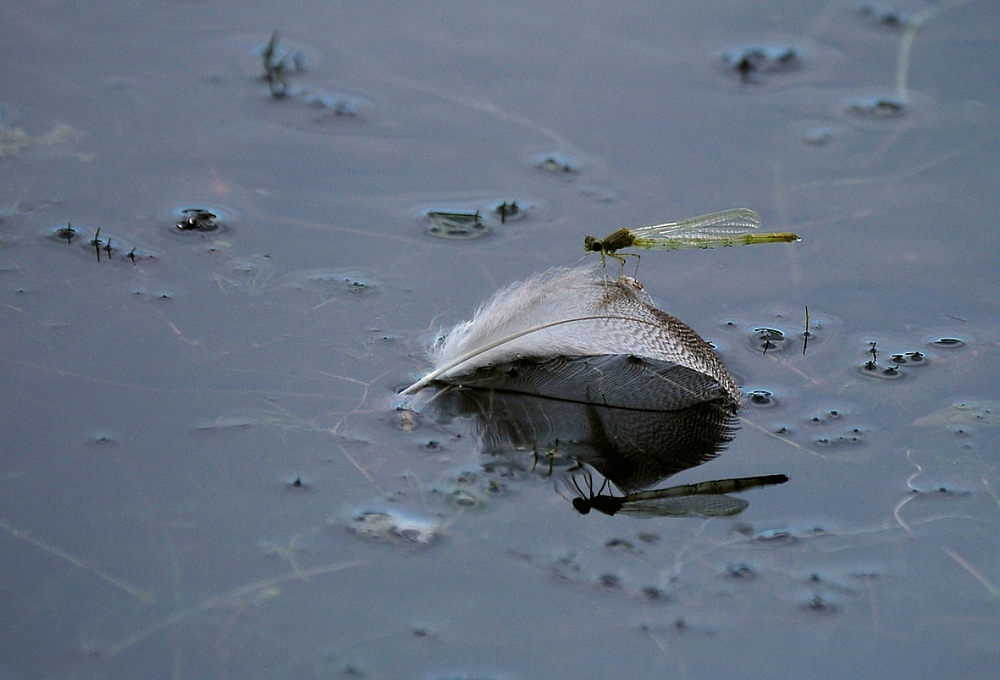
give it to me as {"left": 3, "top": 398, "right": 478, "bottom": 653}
{"left": 429, "top": 381, "right": 787, "bottom": 519}
{"left": 435, "top": 387, "right": 739, "bottom": 490}
{"left": 563, "top": 471, "right": 788, "bottom": 518}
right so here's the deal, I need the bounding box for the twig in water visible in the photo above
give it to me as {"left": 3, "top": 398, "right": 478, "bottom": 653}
{"left": 802, "top": 306, "right": 810, "bottom": 355}
{"left": 865, "top": 341, "right": 879, "bottom": 370}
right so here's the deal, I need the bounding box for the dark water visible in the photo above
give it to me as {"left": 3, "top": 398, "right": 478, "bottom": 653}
{"left": 2, "top": 1, "right": 999, "bottom": 678}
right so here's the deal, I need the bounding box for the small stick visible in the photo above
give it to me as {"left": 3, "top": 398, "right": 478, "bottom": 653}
{"left": 802, "top": 306, "right": 810, "bottom": 355}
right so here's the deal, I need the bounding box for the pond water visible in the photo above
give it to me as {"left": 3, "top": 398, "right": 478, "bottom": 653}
{"left": 2, "top": 1, "right": 999, "bottom": 678}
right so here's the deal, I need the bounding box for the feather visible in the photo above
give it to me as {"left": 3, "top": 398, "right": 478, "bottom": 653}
{"left": 401, "top": 266, "right": 740, "bottom": 407}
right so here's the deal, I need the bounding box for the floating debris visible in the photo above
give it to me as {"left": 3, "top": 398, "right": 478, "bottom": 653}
{"left": 304, "top": 90, "right": 373, "bottom": 121}
{"left": 534, "top": 152, "right": 579, "bottom": 173}
{"left": 858, "top": 3, "right": 912, "bottom": 29}
{"left": 727, "top": 563, "right": 757, "bottom": 579}
{"left": 176, "top": 208, "right": 220, "bottom": 232}
{"left": 803, "top": 126, "right": 835, "bottom": 146}
{"left": 845, "top": 96, "right": 905, "bottom": 118}
{"left": 53, "top": 223, "right": 77, "bottom": 244}
{"left": 890, "top": 351, "right": 926, "bottom": 365}
{"left": 804, "top": 593, "right": 837, "bottom": 614}
{"left": 747, "top": 389, "right": 775, "bottom": 406}
{"left": 721, "top": 46, "right": 799, "bottom": 83}
{"left": 808, "top": 409, "right": 842, "bottom": 424}
{"left": 859, "top": 362, "right": 903, "bottom": 379}
{"left": 425, "top": 210, "right": 490, "bottom": 240}
{"left": 753, "top": 327, "right": 788, "bottom": 355}
{"left": 753, "top": 528, "right": 796, "bottom": 543}
{"left": 913, "top": 402, "right": 1000, "bottom": 428}
{"left": 493, "top": 200, "right": 521, "bottom": 224}
{"left": 261, "top": 31, "right": 305, "bottom": 98}
{"left": 349, "top": 510, "right": 440, "bottom": 545}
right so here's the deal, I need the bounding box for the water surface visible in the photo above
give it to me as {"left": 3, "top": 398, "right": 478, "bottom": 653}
{"left": 2, "top": 1, "right": 999, "bottom": 678}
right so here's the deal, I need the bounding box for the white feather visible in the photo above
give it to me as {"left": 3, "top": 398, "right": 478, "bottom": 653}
{"left": 401, "top": 266, "right": 739, "bottom": 403}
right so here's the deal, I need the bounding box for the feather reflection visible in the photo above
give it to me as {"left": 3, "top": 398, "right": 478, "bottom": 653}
{"left": 431, "top": 383, "right": 787, "bottom": 518}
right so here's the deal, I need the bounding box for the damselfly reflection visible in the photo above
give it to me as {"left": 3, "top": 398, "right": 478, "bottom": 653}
{"left": 584, "top": 208, "right": 799, "bottom": 267}
{"left": 560, "top": 469, "right": 789, "bottom": 518}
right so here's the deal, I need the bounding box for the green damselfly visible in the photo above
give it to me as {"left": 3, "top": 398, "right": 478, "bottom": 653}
{"left": 584, "top": 208, "right": 798, "bottom": 266}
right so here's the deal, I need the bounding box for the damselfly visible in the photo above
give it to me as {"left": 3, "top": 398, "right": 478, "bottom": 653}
{"left": 561, "top": 471, "right": 789, "bottom": 518}
{"left": 584, "top": 208, "right": 798, "bottom": 266}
